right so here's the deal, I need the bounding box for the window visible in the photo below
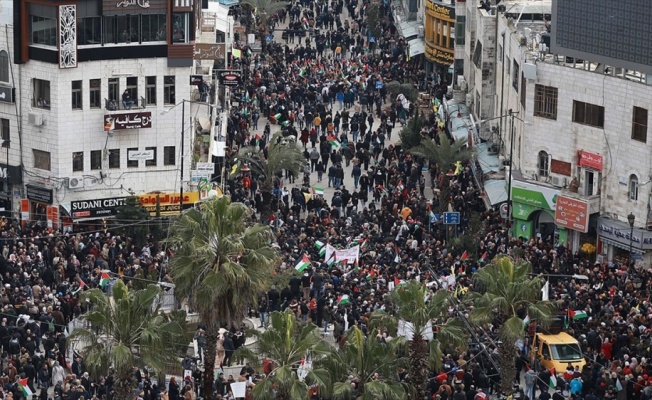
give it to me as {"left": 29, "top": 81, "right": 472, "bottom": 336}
{"left": 0, "top": 118, "right": 9, "bottom": 148}
{"left": 72, "top": 152, "right": 84, "bottom": 172}
{"left": 127, "top": 148, "right": 139, "bottom": 168}
{"left": 629, "top": 175, "right": 639, "bottom": 201}
{"left": 33, "top": 78, "right": 50, "bottom": 109}
{"left": 146, "top": 76, "right": 156, "bottom": 105}
{"left": 145, "top": 146, "right": 157, "bottom": 166}
{"left": 172, "top": 13, "right": 189, "bottom": 43}
{"left": 537, "top": 151, "right": 549, "bottom": 177}
{"left": 33, "top": 149, "right": 51, "bottom": 171}
{"left": 632, "top": 106, "right": 648, "bottom": 143}
{"left": 142, "top": 14, "right": 167, "bottom": 42}
{"left": 472, "top": 40, "right": 482, "bottom": 69}
{"left": 455, "top": 16, "right": 465, "bottom": 45}
{"left": 126, "top": 77, "right": 138, "bottom": 104}
{"left": 497, "top": 44, "right": 503, "bottom": 63}
{"left": 520, "top": 74, "right": 526, "bottom": 109}
{"left": 534, "top": 85, "right": 558, "bottom": 120}
{"left": 506, "top": 57, "right": 510, "bottom": 75}
{"left": 164, "top": 146, "right": 176, "bottom": 166}
{"left": 512, "top": 60, "right": 520, "bottom": 92}
{"left": 164, "top": 76, "right": 175, "bottom": 104}
{"left": 89, "top": 79, "right": 101, "bottom": 108}
{"left": 29, "top": 4, "right": 57, "bottom": 47}
{"left": 71, "top": 80, "right": 82, "bottom": 110}
{"left": 108, "top": 78, "right": 119, "bottom": 103}
{"left": 109, "top": 149, "right": 120, "bottom": 169}
{"left": 573, "top": 101, "right": 605, "bottom": 128}
{"left": 0, "top": 50, "right": 8, "bottom": 83}
{"left": 90, "top": 150, "right": 102, "bottom": 170}
{"left": 77, "top": 17, "right": 102, "bottom": 45}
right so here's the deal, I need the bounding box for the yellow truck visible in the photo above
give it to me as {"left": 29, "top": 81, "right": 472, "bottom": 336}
{"left": 531, "top": 332, "right": 586, "bottom": 373}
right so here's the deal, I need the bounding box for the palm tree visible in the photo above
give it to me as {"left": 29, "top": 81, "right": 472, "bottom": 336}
{"left": 467, "top": 256, "right": 557, "bottom": 394}
{"left": 235, "top": 309, "right": 332, "bottom": 399}
{"left": 68, "top": 280, "right": 187, "bottom": 400}
{"left": 166, "top": 196, "right": 279, "bottom": 399}
{"left": 241, "top": 0, "right": 288, "bottom": 52}
{"left": 324, "top": 326, "right": 412, "bottom": 400}
{"left": 234, "top": 132, "right": 305, "bottom": 211}
{"left": 371, "top": 281, "right": 467, "bottom": 399}
{"left": 411, "top": 132, "right": 473, "bottom": 214}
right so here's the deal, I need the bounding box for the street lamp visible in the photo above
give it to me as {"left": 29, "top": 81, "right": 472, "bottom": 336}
{"left": 161, "top": 100, "right": 214, "bottom": 214}
{"left": 628, "top": 212, "right": 635, "bottom": 264}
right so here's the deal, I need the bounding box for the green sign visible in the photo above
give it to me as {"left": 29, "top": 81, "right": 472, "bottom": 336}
{"left": 510, "top": 180, "right": 559, "bottom": 211}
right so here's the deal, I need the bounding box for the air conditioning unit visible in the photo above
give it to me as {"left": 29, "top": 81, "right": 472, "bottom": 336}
{"left": 28, "top": 112, "right": 43, "bottom": 126}
{"left": 550, "top": 176, "right": 561, "bottom": 187}
{"left": 417, "top": 26, "right": 424, "bottom": 38}
{"left": 67, "top": 176, "right": 84, "bottom": 189}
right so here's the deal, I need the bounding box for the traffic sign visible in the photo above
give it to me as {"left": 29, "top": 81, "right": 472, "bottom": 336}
{"left": 443, "top": 212, "right": 460, "bottom": 225}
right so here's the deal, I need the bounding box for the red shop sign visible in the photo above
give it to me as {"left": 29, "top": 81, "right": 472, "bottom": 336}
{"left": 578, "top": 150, "right": 603, "bottom": 172}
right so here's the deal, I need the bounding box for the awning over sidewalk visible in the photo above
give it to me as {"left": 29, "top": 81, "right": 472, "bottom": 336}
{"left": 475, "top": 142, "right": 501, "bottom": 174}
{"left": 397, "top": 20, "right": 420, "bottom": 40}
{"left": 483, "top": 179, "right": 508, "bottom": 206}
{"left": 408, "top": 39, "right": 425, "bottom": 57}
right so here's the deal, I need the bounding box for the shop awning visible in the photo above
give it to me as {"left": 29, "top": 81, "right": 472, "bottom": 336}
{"left": 217, "top": 0, "right": 239, "bottom": 6}
{"left": 197, "top": 117, "right": 211, "bottom": 133}
{"left": 483, "top": 179, "right": 508, "bottom": 206}
{"left": 476, "top": 142, "right": 501, "bottom": 174}
{"left": 398, "top": 20, "right": 420, "bottom": 40}
{"left": 600, "top": 237, "right": 644, "bottom": 255}
{"left": 408, "top": 39, "right": 425, "bottom": 57}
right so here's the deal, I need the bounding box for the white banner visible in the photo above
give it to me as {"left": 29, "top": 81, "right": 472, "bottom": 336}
{"left": 325, "top": 244, "right": 360, "bottom": 265}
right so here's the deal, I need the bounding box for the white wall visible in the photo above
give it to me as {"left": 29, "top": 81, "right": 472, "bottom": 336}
{"left": 19, "top": 58, "right": 193, "bottom": 203}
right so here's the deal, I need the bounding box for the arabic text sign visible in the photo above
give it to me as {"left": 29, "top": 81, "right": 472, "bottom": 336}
{"left": 324, "top": 244, "right": 360, "bottom": 265}
{"left": 103, "top": 0, "right": 166, "bottom": 14}
{"left": 137, "top": 192, "right": 200, "bottom": 216}
{"left": 128, "top": 149, "right": 155, "bottom": 161}
{"left": 554, "top": 195, "right": 589, "bottom": 233}
{"left": 194, "top": 43, "right": 226, "bottom": 60}
{"left": 578, "top": 150, "right": 603, "bottom": 172}
{"left": 104, "top": 112, "right": 152, "bottom": 130}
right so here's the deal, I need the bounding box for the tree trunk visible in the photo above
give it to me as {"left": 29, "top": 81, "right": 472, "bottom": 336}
{"left": 114, "top": 373, "right": 136, "bottom": 400}
{"left": 409, "top": 334, "right": 429, "bottom": 399}
{"left": 202, "top": 330, "right": 219, "bottom": 400}
{"left": 499, "top": 340, "right": 517, "bottom": 395}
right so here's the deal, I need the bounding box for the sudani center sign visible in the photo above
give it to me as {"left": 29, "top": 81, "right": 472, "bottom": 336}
{"left": 69, "top": 192, "right": 201, "bottom": 219}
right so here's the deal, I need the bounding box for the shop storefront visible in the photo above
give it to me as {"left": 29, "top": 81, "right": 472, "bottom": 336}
{"left": 0, "top": 164, "right": 22, "bottom": 218}
{"left": 597, "top": 217, "right": 652, "bottom": 266}
{"left": 510, "top": 179, "right": 567, "bottom": 244}
{"left": 25, "top": 184, "right": 53, "bottom": 222}
{"left": 424, "top": 0, "right": 455, "bottom": 78}
{"left": 67, "top": 192, "right": 200, "bottom": 221}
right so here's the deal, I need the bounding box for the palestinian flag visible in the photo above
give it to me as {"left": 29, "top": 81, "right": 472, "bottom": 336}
{"left": 460, "top": 250, "right": 469, "bottom": 261}
{"left": 328, "top": 138, "right": 341, "bottom": 151}
{"left": 570, "top": 310, "right": 588, "bottom": 320}
{"left": 73, "top": 279, "right": 87, "bottom": 295}
{"left": 273, "top": 113, "right": 282, "bottom": 121}
{"left": 319, "top": 246, "right": 326, "bottom": 257}
{"left": 245, "top": 91, "right": 251, "bottom": 102}
{"left": 479, "top": 252, "right": 488, "bottom": 262}
{"left": 100, "top": 271, "right": 111, "bottom": 288}
{"left": 337, "top": 295, "right": 350, "bottom": 306}
{"left": 312, "top": 187, "right": 325, "bottom": 196}
{"left": 523, "top": 314, "right": 530, "bottom": 327}
{"left": 315, "top": 240, "right": 325, "bottom": 250}
{"left": 18, "top": 378, "right": 33, "bottom": 398}
{"left": 549, "top": 368, "right": 557, "bottom": 388}
{"left": 295, "top": 254, "right": 311, "bottom": 272}
{"left": 300, "top": 68, "right": 307, "bottom": 77}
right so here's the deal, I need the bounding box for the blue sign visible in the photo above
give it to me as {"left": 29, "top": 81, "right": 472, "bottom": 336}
{"left": 429, "top": 212, "right": 440, "bottom": 224}
{"left": 375, "top": 81, "right": 384, "bottom": 89}
{"left": 265, "top": 35, "right": 273, "bottom": 43}
{"left": 443, "top": 212, "right": 461, "bottom": 225}
{"left": 368, "top": 35, "right": 376, "bottom": 43}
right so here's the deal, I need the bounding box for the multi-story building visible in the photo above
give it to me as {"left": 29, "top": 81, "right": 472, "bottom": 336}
{"left": 463, "top": 0, "right": 652, "bottom": 264}
{"left": 0, "top": 0, "right": 230, "bottom": 225}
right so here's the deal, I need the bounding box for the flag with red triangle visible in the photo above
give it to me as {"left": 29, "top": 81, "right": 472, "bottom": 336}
{"left": 460, "top": 251, "right": 469, "bottom": 260}
{"left": 480, "top": 251, "right": 488, "bottom": 262}
{"left": 18, "top": 377, "right": 33, "bottom": 398}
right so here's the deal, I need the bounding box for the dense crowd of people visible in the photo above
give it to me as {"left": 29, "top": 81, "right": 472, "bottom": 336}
{"left": 0, "top": 1, "right": 648, "bottom": 400}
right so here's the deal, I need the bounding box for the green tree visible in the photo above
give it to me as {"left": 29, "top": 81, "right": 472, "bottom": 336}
{"left": 398, "top": 112, "right": 428, "bottom": 150}
{"left": 411, "top": 132, "right": 473, "bottom": 214}
{"left": 166, "top": 196, "right": 279, "bottom": 399}
{"left": 241, "top": 0, "right": 288, "bottom": 52}
{"left": 385, "top": 81, "right": 419, "bottom": 104}
{"left": 68, "top": 280, "right": 187, "bottom": 400}
{"left": 371, "top": 281, "right": 467, "bottom": 399}
{"left": 114, "top": 194, "right": 151, "bottom": 246}
{"left": 234, "top": 132, "right": 304, "bottom": 212}
{"left": 467, "top": 256, "right": 557, "bottom": 394}
{"left": 324, "top": 326, "right": 412, "bottom": 400}
{"left": 235, "top": 310, "right": 332, "bottom": 400}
